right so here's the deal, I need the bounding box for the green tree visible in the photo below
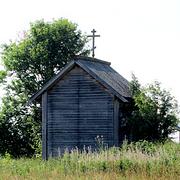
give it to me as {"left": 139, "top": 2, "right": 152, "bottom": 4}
{"left": 124, "top": 75, "right": 179, "bottom": 142}
{"left": 0, "top": 18, "right": 88, "bottom": 157}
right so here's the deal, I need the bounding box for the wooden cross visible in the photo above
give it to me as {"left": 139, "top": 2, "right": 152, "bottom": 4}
{"left": 87, "top": 29, "right": 100, "bottom": 58}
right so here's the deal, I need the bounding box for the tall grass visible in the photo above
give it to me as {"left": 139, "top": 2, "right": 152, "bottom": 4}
{"left": 0, "top": 141, "right": 180, "bottom": 180}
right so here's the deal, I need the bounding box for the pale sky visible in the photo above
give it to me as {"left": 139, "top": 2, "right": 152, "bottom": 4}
{"left": 0, "top": 0, "right": 180, "bottom": 106}
{"left": 0, "top": 0, "right": 180, "bottom": 142}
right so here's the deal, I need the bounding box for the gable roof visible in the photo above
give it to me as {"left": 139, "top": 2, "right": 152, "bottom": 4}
{"left": 28, "top": 56, "right": 131, "bottom": 104}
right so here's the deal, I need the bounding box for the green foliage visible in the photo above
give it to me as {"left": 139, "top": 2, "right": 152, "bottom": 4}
{"left": 0, "top": 142, "right": 180, "bottom": 179}
{"left": 0, "top": 18, "right": 88, "bottom": 157}
{"left": 1, "top": 18, "right": 88, "bottom": 95}
{"left": 0, "top": 70, "right": 7, "bottom": 83}
{"left": 0, "top": 94, "right": 40, "bottom": 157}
{"left": 126, "top": 75, "right": 179, "bottom": 142}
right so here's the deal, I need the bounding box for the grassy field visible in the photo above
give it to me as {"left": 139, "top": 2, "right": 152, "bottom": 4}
{"left": 0, "top": 141, "right": 180, "bottom": 180}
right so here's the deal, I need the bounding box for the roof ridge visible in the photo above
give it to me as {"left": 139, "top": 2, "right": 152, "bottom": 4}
{"left": 28, "top": 56, "right": 131, "bottom": 105}
{"left": 74, "top": 56, "right": 111, "bottom": 65}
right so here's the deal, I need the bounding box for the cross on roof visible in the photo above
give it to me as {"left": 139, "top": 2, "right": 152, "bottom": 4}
{"left": 87, "top": 29, "right": 100, "bottom": 58}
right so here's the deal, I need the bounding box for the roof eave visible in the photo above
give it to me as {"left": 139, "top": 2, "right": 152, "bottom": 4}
{"left": 76, "top": 61, "right": 129, "bottom": 102}
{"left": 27, "top": 60, "right": 75, "bottom": 105}
{"left": 28, "top": 57, "right": 130, "bottom": 105}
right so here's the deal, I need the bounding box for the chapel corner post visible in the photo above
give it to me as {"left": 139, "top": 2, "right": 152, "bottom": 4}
{"left": 42, "top": 91, "right": 48, "bottom": 160}
{"left": 113, "top": 96, "right": 120, "bottom": 146}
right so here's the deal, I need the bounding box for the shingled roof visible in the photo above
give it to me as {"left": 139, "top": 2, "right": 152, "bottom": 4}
{"left": 29, "top": 56, "right": 131, "bottom": 104}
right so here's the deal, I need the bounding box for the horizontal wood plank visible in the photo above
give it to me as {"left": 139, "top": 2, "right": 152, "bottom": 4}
{"left": 47, "top": 66, "right": 114, "bottom": 157}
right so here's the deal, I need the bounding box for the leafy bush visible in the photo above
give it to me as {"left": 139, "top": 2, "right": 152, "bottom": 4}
{"left": 124, "top": 75, "right": 179, "bottom": 142}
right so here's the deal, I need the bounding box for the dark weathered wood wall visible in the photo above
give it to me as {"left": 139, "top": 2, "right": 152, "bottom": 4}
{"left": 46, "top": 65, "right": 114, "bottom": 157}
